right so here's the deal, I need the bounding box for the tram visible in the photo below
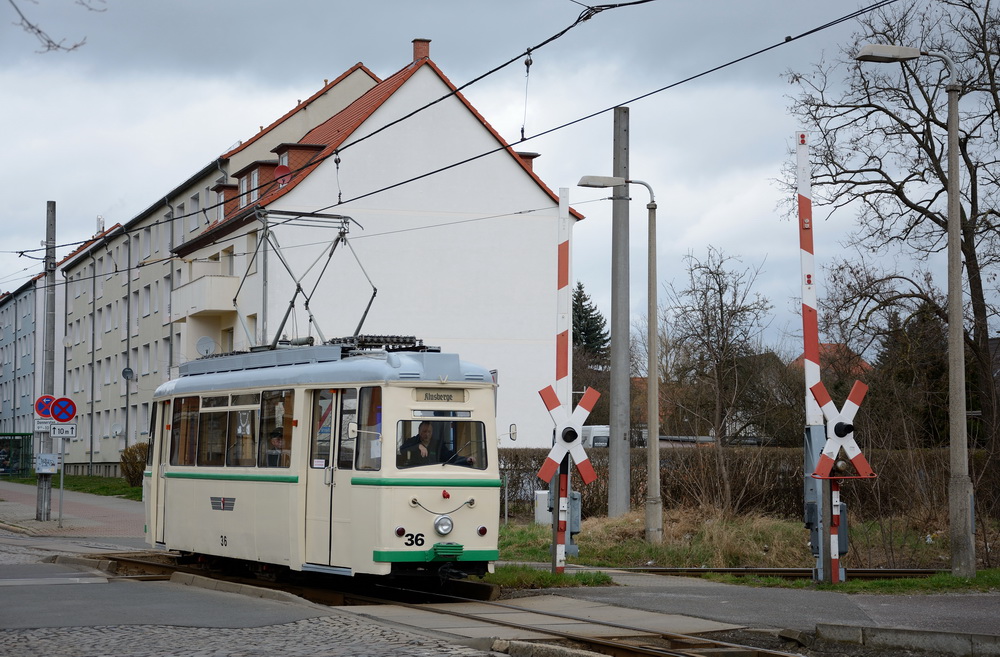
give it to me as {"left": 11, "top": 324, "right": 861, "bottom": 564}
{"left": 143, "top": 336, "right": 501, "bottom": 579}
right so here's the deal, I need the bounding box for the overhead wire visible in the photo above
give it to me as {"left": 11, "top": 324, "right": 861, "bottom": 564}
{"left": 0, "top": 0, "right": 898, "bottom": 281}
{"left": 1, "top": 0, "right": 654, "bottom": 263}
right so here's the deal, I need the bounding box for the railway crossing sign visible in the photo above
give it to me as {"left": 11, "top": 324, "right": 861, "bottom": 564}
{"left": 50, "top": 397, "right": 78, "bottom": 423}
{"left": 809, "top": 381, "right": 876, "bottom": 479}
{"left": 35, "top": 395, "right": 56, "bottom": 417}
{"left": 537, "top": 385, "right": 600, "bottom": 485}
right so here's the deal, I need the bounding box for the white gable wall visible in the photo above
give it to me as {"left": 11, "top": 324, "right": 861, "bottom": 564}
{"left": 236, "top": 66, "right": 566, "bottom": 448}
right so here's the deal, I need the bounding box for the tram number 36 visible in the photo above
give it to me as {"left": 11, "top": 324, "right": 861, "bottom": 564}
{"left": 403, "top": 533, "right": 425, "bottom": 546}
{"left": 220, "top": 535, "right": 228, "bottom": 546}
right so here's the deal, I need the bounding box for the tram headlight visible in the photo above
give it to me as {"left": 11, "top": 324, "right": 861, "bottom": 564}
{"left": 433, "top": 515, "right": 454, "bottom": 536}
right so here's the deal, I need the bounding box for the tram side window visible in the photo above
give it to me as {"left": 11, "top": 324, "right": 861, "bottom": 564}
{"left": 355, "top": 386, "right": 381, "bottom": 471}
{"left": 198, "top": 411, "right": 227, "bottom": 466}
{"left": 310, "top": 389, "right": 335, "bottom": 468}
{"left": 337, "top": 389, "right": 357, "bottom": 469}
{"left": 226, "top": 409, "right": 257, "bottom": 467}
{"left": 170, "top": 396, "right": 199, "bottom": 466}
{"left": 259, "top": 389, "right": 294, "bottom": 468}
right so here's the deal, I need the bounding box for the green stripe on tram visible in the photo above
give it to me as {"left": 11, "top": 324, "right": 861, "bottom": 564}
{"left": 373, "top": 548, "right": 500, "bottom": 563}
{"left": 352, "top": 477, "right": 501, "bottom": 488}
{"left": 163, "top": 471, "right": 299, "bottom": 483}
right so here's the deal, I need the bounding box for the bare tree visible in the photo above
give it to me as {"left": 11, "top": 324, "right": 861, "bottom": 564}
{"left": 7, "top": 0, "right": 105, "bottom": 53}
{"left": 663, "top": 247, "right": 773, "bottom": 514}
{"left": 786, "top": 0, "right": 1000, "bottom": 449}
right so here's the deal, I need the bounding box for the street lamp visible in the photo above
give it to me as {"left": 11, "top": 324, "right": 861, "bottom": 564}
{"left": 578, "top": 175, "right": 663, "bottom": 544}
{"left": 855, "top": 43, "right": 975, "bottom": 577}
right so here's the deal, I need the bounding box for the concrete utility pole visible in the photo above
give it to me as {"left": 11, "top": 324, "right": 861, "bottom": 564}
{"left": 608, "top": 107, "right": 631, "bottom": 517}
{"left": 36, "top": 201, "right": 56, "bottom": 521}
{"left": 855, "top": 42, "right": 976, "bottom": 579}
{"left": 942, "top": 62, "right": 976, "bottom": 579}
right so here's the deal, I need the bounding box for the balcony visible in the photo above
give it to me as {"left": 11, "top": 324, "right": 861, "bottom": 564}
{"left": 171, "top": 275, "right": 239, "bottom": 321}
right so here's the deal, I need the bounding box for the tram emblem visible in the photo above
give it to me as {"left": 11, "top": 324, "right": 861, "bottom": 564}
{"left": 210, "top": 497, "right": 236, "bottom": 511}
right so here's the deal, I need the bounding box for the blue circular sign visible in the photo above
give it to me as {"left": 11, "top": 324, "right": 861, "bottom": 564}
{"left": 35, "top": 395, "right": 55, "bottom": 417}
{"left": 51, "top": 397, "right": 77, "bottom": 423}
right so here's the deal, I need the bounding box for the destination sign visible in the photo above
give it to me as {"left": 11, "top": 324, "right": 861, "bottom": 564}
{"left": 414, "top": 389, "right": 466, "bottom": 403}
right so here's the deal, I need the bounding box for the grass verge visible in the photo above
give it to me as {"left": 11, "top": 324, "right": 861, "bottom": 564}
{"left": 1, "top": 474, "right": 141, "bottom": 501}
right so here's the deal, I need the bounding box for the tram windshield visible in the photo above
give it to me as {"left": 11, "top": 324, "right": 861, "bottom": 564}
{"left": 396, "top": 420, "right": 486, "bottom": 470}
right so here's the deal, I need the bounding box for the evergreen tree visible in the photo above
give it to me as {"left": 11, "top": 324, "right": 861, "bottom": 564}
{"left": 572, "top": 281, "right": 609, "bottom": 361}
{"left": 572, "top": 281, "right": 610, "bottom": 424}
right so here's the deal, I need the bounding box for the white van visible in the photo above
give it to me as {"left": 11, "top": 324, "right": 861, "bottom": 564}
{"left": 580, "top": 425, "right": 610, "bottom": 448}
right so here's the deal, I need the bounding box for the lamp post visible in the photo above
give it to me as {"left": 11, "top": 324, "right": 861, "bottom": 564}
{"left": 578, "top": 175, "right": 663, "bottom": 543}
{"left": 855, "top": 44, "right": 975, "bottom": 577}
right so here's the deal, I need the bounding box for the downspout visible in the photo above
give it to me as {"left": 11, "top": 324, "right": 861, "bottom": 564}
{"left": 165, "top": 196, "right": 175, "bottom": 378}
{"left": 125, "top": 233, "right": 131, "bottom": 453}
{"left": 12, "top": 292, "right": 18, "bottom": 434}
{"left": 89, "top": 252, "right": 96, "bottom": 476}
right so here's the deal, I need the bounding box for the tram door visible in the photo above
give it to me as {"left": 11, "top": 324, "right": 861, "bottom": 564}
{"left": 154, "top": 400, "right": 170, "bottom": 544}
{"left": 304, "top": 389, "right": 355, "bottom": 567}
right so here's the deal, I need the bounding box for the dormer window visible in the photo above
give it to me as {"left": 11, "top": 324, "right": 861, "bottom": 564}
{"left": 238, "top": 176, "right": 249, "bottom": 208}
{"left": 250, "top": 169, "right": 259, "bottom": 203}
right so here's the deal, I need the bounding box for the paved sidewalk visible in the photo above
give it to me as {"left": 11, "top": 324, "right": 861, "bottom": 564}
{"left": 0, "top": 479, "right": 144, "bottom": 538}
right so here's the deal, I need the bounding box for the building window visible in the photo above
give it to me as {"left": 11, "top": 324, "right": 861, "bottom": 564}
{"left": 189, "top": 193, "right": 200, "bottom": 232}
{"left": 238, "top": 177, "right": 248, "bottom": 208}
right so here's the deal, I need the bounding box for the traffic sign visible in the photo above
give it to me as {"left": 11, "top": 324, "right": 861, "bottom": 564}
{"left": 35, "top": 395, "right": 56, "bottom": 417}
{"left": 35, "top": 453, "right": 60, "bottom": 474}
{"left": 50, "top": 424, "right": 77, "bottom": 438}
{"left": 34, "top": 418, "right": 53, "bottom": 432}
{"left": 50, "top": 397, "right": 77, "bottom": 423}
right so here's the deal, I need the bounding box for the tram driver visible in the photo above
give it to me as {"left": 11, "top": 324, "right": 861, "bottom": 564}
{"left": 265, "top": 428, "right": 289, "bottom": 467}
{"left": 399, "top": 421, "right": 475, "bottom": 467}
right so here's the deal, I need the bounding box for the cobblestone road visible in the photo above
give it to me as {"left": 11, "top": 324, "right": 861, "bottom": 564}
{"left": 0, "top": 529, "right": 499, "bottom": 657}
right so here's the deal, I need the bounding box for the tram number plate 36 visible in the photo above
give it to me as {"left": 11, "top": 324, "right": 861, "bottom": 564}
{"left": 403, "top": 533, "right": 425, "bottom": 546}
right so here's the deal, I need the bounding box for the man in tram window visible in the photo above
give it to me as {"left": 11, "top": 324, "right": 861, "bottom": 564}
{"left": 399, "top": 421, "right": 474, "bottom": 467}
{"left": 265, "top": 428, "right": 289, "bottom": 467}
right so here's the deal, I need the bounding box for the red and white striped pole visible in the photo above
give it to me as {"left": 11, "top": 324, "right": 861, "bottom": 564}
{"left": 554, "top": 188, "right": 573, "bottom": 574}
{"left": 798, "top": 131, "right": 834, "bottom": 582}
{"left": 830, "top": 481, "right": 842, "bottom": 583}
{"left": 556, "top": 189, "right": 572, "bottom": 410}
{"left": 797, "top": 132, "right": 823, "bottom": 428}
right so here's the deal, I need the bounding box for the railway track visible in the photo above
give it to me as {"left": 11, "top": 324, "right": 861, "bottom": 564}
{"left": 94, "top": 553, "right": 812, "bottom": 656}
{"left": 612, "top": 566, "right": 946, "bottom": 580}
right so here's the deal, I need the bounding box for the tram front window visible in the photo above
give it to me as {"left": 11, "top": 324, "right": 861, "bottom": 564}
{"left": 396, "top": 420, "right": 486, "bottom": 469}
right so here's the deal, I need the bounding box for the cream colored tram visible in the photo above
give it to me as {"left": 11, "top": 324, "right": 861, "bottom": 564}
{"left": 144, "top": 338, "right": 500, "bottom": 579}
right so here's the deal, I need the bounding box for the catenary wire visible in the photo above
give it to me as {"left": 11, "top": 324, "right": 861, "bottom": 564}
{"left": 0, "top": 0, "right": 898, "bottom": 278}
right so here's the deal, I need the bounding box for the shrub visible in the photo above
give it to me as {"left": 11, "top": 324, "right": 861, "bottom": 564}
{"left": 120, "top": 442, "right": 149, "bottom": 487}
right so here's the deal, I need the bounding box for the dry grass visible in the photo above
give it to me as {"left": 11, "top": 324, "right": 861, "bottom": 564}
{"left": 569, "top": 509, "right": 812, "bottom": 568}
{"left": 500, "top": 507, "right": 985, "bottom": 570}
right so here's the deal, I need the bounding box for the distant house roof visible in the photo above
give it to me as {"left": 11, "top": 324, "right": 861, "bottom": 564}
{"left": 177, "top": 41, "right": 581, "bottom": 256}
{"left": 790, "top": 343, "right": 872, "bottom": 375}
{"left": 221, "top": 63, "right": 381, "bottom": 160}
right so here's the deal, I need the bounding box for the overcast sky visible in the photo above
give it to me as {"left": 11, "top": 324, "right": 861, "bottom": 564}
{"left": 0, "top": 1, "right": 890, "bottom": 355}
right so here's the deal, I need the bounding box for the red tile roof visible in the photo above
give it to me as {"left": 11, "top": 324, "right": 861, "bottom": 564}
{"left": 187, "top": 52, "right": 582, "bottom": 251}
{"left": 222, "top": 63, "right": 381, "bottom": 160}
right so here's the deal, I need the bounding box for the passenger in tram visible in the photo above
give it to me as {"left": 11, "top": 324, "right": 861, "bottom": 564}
{"left": 399, "top": 421, "right": 475, "bottom": 467}
{"left": 265, "top": 428, "right": 289, "bottom": 467}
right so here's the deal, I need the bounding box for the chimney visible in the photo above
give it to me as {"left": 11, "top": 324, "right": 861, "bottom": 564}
{"left": 413, "top": 38, "right": 431, "bottom": 62}
{"left": 516, "top": 151, "right": 541, "bottom": 172}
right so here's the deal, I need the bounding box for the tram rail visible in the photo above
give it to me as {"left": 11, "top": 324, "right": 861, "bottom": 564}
{"left": 612, "top": 566, "right": 946, "bottom": 580}
{"left": 94, "top": 554, "right": 961, "bottom": 656}
{"left": 92, "top": 553, "right": 807, "bottom": 656}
